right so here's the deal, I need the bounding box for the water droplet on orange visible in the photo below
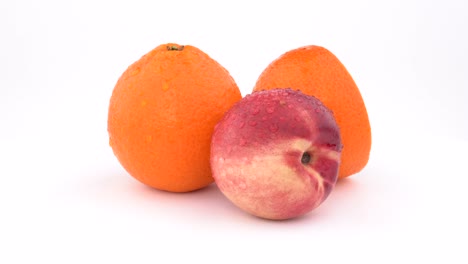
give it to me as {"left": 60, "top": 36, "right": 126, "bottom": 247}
{"left": 162, "top": 82, "right": 170, "bottom": 91}
{"left": 145, "top": 135, "right": 153, "bottom": 143}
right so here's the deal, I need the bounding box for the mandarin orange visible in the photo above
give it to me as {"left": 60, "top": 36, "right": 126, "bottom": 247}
{"left": 254, "top": 45, "right": 371, "bottom": 178}
{"left": 108, "top": 43, "right": 242, "bottom": 192}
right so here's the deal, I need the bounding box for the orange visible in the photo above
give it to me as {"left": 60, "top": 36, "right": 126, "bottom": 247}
{"left": 108, "top": 43, "right": 242, "bottom": 192}
{"left": 253, "top": 45, "right": 371, "bottom": 178}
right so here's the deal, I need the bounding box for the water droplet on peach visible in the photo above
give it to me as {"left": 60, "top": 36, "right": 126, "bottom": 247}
{"left": 251, "top": 107, "right": 260, "bottom": 115}
{"left": 240, "top": 138, "right": 247, "bottom": 146}
{"left": 227, "top": 146, "right": 233, "bottom": 154}
{"left": 269, "top": 123, "right": 279, "bottom": 132}
{"left": 325, "top": 143, "right": 337, "bottom": 150}
{"left": 248, "top": 121, "right": 257, "bottom": 127}
{"left": 266, "top": 107, "right": 275, "bottom": 114}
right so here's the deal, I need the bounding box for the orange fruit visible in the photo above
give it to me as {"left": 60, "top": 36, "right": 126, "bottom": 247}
{"left": 108, "top": 43, "right": 242, "bottom": 192}
{"left": 253, "top": 45, "right": 371, "bottom": 178}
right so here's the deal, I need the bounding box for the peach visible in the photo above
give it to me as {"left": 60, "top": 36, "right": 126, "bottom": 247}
{"left": 210, "top": 89, "right": 343, "bottom": 220}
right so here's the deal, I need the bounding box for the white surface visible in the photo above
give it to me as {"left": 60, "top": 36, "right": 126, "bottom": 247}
{"left": 1, "top": 0, "right": 468, "bottom": 263}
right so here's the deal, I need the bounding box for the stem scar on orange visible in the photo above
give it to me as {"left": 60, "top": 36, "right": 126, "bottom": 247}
{"left": 108, "top": 43, "right": 242, "bottom": 192}
{"left": 254, "top": 45, "right": 371, "bottom": 178}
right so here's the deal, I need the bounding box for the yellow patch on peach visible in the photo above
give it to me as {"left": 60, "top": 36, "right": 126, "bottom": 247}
{"left": 217, "top": 154, "right": 310, "bottom": 218}
{"left": 212, "top": 138, "right": 324, "bottom": 219}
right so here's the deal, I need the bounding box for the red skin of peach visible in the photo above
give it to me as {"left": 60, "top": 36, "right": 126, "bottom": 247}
{"left": 210, "top": 88, "right": 342, "bottom": 220}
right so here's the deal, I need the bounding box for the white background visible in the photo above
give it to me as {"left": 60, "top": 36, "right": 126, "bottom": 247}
{"left": 1, "top": 0, "right": 468, "bottom": 263}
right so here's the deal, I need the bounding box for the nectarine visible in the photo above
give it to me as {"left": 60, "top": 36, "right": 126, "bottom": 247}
{"left": 210, "top": 89, "right": 343, "bottom": 220}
